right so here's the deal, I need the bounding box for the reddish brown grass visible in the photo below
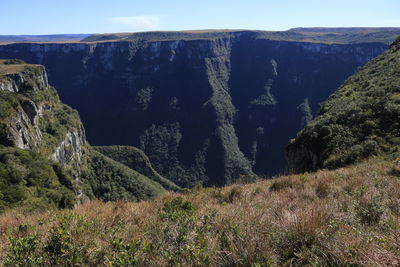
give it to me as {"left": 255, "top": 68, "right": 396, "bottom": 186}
{"left": 0, "top": 157, "right": 399, "bottom": 266}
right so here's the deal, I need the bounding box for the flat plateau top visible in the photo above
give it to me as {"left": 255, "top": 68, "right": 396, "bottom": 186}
{"left": 1, "top": 28, "right": 400, "bottom": 45}
{"left": 0, "top": 60, "right": 40, "bottom": 75}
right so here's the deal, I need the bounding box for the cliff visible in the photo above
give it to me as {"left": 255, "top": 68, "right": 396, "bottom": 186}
{"left": 287, "top": 37, "right": 400, "bottom": 172}
{"left": 0, "top": 60, "right": 175, "bottom": 212}
{"left": 0, "top": 33, "right": 390, "bottom": 186}
{"left": 0, "top": 59, "right": 86, "bottom": 211}
{"left": 0, "top": 60, "right": 86, "bottom": 176}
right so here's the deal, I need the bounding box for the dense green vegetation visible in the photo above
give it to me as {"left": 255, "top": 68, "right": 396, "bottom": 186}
{"left": 84, "top": 149, "right": 166, "bottom": 202}
{"left": 0, "top": 146, "right": 75, "bottom": 213}
{"left": 0, "top": 91, "right": 18, "bottom": 122}
{"left": 94, "top": 146, "right": 180, "bottom": 191}
{"left": 287, "top": 37, "right": 400, "bottom": 171}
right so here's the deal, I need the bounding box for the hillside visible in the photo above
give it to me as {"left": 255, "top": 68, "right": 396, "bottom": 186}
{"left": 84, "top": 149, "right": 167, "bottom": 202}
{"left": 0, "top": 158, "right": 398, "bottom": 266}
{"left": 94, "top": 146, "right": 180, "bottom": 191}
{"left": 287, "top": 37, "right": 400, "bottom": 172}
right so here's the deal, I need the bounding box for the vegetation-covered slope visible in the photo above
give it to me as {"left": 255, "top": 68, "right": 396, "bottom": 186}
{"left": 287, "top": 37, "right": 400, "bottom": 172}
{"left": 0, "top": 146, "right": 75, "bottom": 213}
{"left": 0, "top": 158, "right": 399, "bottom": 266}
{"left": 94, "top": 146, "right": 180, "bottom": 191}
{"left": 84, "top": 149, "right": 167, "bottom": 202}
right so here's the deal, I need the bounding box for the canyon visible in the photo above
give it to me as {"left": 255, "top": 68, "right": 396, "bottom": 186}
{"left": 0, "top": 30, "right": 393, "bottom": 186}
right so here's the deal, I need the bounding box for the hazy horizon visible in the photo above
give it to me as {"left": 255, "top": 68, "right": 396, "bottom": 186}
{"left": 1, "top": 0, "right": 400, "bottom": 35}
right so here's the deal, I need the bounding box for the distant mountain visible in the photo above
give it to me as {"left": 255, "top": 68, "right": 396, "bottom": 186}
{"left": 0, "top": 34, "right": 91, "bottom": 43}
{"left": 81, "top": 28, "right": 400, "bottom": 45}
{"left": 287, "top": 37, "right": 400, "bottom": 172}
{"left": 289, "top": 27, "right": 400, "bottom": 33}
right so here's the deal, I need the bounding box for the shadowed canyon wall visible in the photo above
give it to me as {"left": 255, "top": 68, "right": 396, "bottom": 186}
{"left": 0, "top": 32, "right": 388, "bottom": 186}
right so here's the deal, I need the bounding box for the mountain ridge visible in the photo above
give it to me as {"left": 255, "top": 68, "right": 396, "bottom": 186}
{"left": 81, "top": 28, "right": 400, "bottom": 44}
{"left": 1, "top": 28, "right": 399, "bottom": 45}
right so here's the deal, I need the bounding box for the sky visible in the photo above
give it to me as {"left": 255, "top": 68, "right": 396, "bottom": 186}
{"left": 1, "top": 0, "right": 400, "bottom": 35}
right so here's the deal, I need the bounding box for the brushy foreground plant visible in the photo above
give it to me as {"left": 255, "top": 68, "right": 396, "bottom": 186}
{"left": 0, "top": 158, "right": 399, "bottom": 266}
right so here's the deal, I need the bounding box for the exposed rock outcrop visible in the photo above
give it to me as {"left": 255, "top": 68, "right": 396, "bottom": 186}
{"left": 0, "top": 65, "right": 48, "bottom": 93}
{"left": 0, "top": 62, "right": 87, "bottom": 181}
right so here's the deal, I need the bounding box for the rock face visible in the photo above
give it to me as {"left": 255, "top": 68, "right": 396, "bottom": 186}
{"left": 0, "top": 66, "right": 48, "bottom": 93}
{"left": 0, "top": 32, "right": 389, "bottom": 186}
{"left": 51, "top": 129, "right": 85, "bottom": 173}
{"left": 0, "top": 61, "right": 90, "bottom": 210}
{"left": 0, "top": 63, "right": 86, "bottom": 180}
{"left": 287, "top": 37, "right": 400, "bottom": 172}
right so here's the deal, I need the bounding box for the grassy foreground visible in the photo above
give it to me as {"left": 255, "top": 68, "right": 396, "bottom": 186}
{"left": 0, "top": 158, "right": 399, "bottom": 266}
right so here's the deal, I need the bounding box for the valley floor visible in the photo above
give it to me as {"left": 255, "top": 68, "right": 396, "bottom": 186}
{"left": 0, "top": 158, "right": 399, "bottom": 266}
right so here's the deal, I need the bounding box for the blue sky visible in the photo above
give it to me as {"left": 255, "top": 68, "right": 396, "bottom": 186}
{"left": 1, "top": 0, "right": 400, "bottom": 35}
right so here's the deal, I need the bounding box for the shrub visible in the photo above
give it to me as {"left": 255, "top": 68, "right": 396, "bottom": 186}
{"left": 315, "top": 179, "right": 330, "bottom": 198}
{"left": 272, "top": 205, "right": 331, "bottom": 263}
{"left": 3, "top": 59, "right": 26, "bottom": 65}
{"left": 151, "top": 197, "right": 215, "bottom": 266}
{"left": 226, "top": 186, "right": 243, "bottom": 203}
{"left": 4, "top": 234, "right": 43, "bottom": 267}
{"left": 355, "top": 200, "right": 384, "bottom": 225}
{"left": 161, "top": 196, "right": 196, "bottom": 222}
{"left": 108, "top": 238, "right": 141, "bottom": 266}
{"left": 269, "top": 176, "right": 303, "bottom": 192}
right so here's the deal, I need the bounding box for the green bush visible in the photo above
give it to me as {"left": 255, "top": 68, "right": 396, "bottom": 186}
{"left": 3, "top": 59, "right": 26, "bottom": 65}
{"left": 155, "top": 197, "right": 214, "bottom": 266}
{"left": 355, "top": 200, "right": 384, "bottom": 225}
{"left": 4, "top": 234, "right": 43, "bottom": 267}
{"left": 108, "top": 238, "right": 141, "bottom": 266}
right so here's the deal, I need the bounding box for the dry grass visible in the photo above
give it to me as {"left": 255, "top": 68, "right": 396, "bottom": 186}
{"left": 0, "top": 61, "right": 26, "bottom": 75}
{"left": 0, "top": 60, "right": 41, "bottom": 75}
{"left": 0, "top": 157, "right": 399, "bottom": 266}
